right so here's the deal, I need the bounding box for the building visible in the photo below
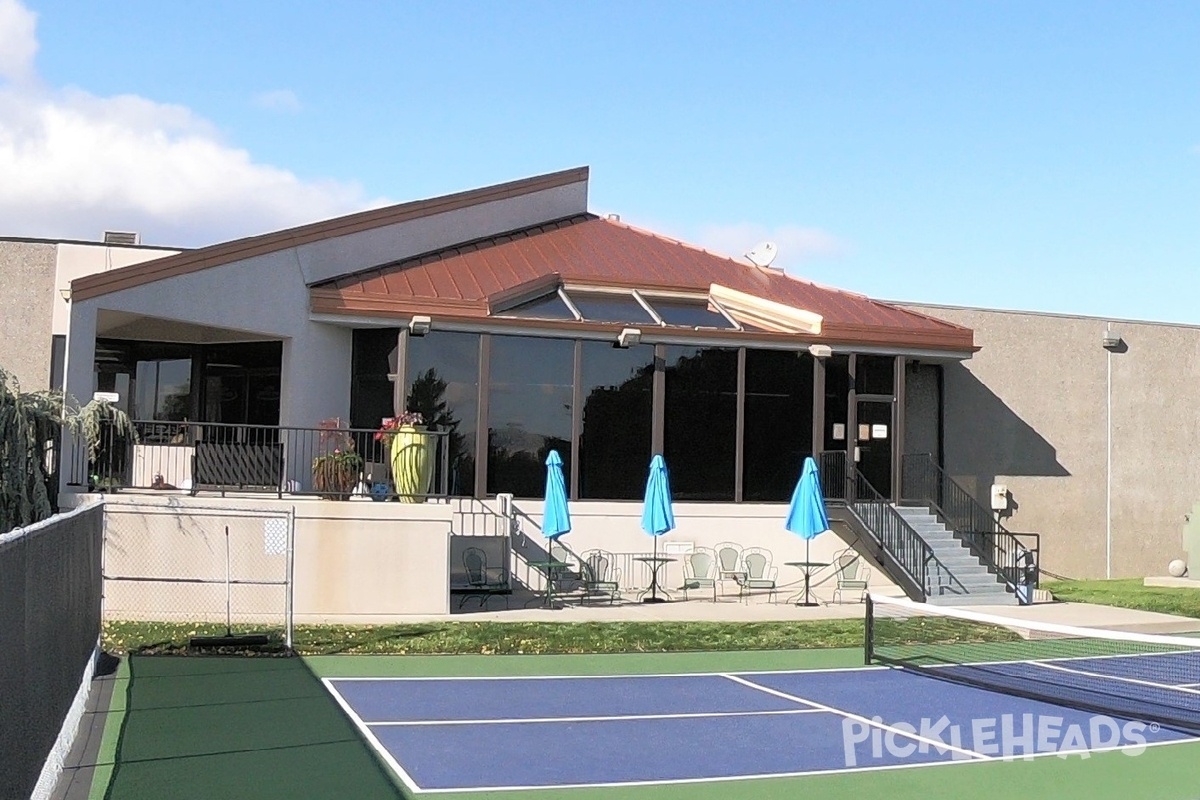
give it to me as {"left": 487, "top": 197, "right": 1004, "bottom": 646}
{"left": 1, "top": 165, "right": 1187, "bottom": 617}
{"left": 0, "top": 234, "right": 180, "bottom": 391}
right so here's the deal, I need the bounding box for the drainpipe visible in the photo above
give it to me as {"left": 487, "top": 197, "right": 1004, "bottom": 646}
{"left": 1105, "top": 322, "right": 1112, "bottom": 580}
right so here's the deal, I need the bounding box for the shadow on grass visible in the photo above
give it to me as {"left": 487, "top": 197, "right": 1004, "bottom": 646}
{"left": 104, "top": 653, "right": 410, "bottom": 800}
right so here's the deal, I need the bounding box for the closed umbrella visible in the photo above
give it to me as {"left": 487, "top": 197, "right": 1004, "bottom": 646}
{"left": 540, "top": 450, "right": 570, "bottom": 606}
{"left": 785, "top": 456, "right": 830, "bottom": 606}
{"left": 640, "top": 454, "right": 676, "bottom": 602}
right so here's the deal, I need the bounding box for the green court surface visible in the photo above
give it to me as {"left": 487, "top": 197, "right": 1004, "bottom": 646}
{"left": 92, "top": 649, "right": 1200, "bottom": 800}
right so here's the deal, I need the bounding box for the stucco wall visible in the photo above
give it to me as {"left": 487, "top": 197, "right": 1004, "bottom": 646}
{"left": 0, "top": 241, "right": 55, "bottom": 390}
{"left": 901, "top": 303, "right": 1199, "bottom": 581}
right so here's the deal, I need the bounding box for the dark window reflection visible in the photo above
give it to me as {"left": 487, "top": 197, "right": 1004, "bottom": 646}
{"left": 855, "top": 355, "right": 895, "bottom": 396}
{"left": 487, "top": 336, "right": 574, "bottom": 498}
{"left": 743, "top": 350, "right": 814, "bottom": 501}
{"left": 570, "top": 293, "right": 655, "bottom": 324}
{"left": 651, "top": 299, "right": 735, "bottom": 329}
{"left": 663, "top": 346, "right": 737, "bottom": 501}
{"left": 499, "top": 293, "right": 576, "bottom": 320}
{"left": 406, "top": 331, "right": 480, "bottom": 497}
{"left": 579, "top": 342, "right": 654, "bottom": 500}
{"left": 350, "top": 328, "right": 399, "bottom": 430}
{"left": 825, "top": 354, "right": 850, "bottom": 450}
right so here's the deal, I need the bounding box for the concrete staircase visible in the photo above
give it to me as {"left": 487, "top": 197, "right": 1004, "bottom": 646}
{"left": 893, "top": 506, "right": 1016, "bottom": 606}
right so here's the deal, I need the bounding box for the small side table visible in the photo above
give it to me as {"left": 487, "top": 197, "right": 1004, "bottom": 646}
{"left": 634, "top": 556, "right": 677, "bottom": 603}
{"left": 527, "top": 559, "right": 573, "bottom": 608}
{"left": 784, "top": 561, "right": 830, "bottom": 607}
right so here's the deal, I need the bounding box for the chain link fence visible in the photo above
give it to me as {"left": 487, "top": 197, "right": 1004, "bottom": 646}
{"left": 1, "top": 502, "right": 103, "bottom": 800}
{"left": 102, "top": 501, "right": 294, "bottom": 646}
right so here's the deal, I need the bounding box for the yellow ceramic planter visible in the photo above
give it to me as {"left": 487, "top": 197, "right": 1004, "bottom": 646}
{"left": 389, "top": 426, "right": 435, "bottom": 502}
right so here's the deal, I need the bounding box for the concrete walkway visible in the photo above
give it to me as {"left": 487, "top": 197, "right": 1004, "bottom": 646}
{"left": 320, "top": 592, "right": 1200, "bottom": 633}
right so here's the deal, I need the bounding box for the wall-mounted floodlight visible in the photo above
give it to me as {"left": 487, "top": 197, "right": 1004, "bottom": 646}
{"left": 409, "top": 315, "right": 432, "bottom": 337}
{"left": 617, "top": 327, "right": 642, "bottom": 348}
{"left": 1102, "top": 331, "right": 1123, "bottom": 350}
{"left": 808, "top": 344, "right": 832, "bottom": 359}
{"left": 59, "top": 287, "right": 72, "bottom": 302}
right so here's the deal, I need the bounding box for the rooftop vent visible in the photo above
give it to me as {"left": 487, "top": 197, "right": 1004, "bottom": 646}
{"left": 606, "top": 213, "right": 620, "bottom": 222}
{"left": 103, "top": 231, "right": 140, "bottom": 246}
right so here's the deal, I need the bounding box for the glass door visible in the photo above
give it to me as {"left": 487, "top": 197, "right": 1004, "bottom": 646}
{"left": 855, "top": 400, "right": 893, "bottom": 499}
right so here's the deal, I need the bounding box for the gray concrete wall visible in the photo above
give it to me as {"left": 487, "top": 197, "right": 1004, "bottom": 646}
{"left": 0, "top": 241, "right": 55, "bottom": 390}
{"left": 901, "top": 303, "right": 1200, "bottom": 581}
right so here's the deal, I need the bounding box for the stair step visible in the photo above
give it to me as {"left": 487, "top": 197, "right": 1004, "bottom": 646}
{"left": 926, "top": 594, "right": 1018, "bottom": 607}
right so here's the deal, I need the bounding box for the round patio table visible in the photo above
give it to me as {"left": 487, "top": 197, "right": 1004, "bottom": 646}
{"left": 784, "top": 560, "right": 829, "bottom": 607}
{"left": 634, "top": 555, "right": 676, "bottom": 603}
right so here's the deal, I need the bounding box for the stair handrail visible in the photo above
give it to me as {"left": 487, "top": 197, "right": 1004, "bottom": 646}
{"left": 818, "top": 451, "right": 932, "bottom": 598}
{"left": 900, "top": 453, "right": 1040, "bottom": 597}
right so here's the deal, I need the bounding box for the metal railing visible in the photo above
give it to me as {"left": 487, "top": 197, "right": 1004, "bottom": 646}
{"left": 66, "top": 419, "right": 454, "bottom": 500}
{"left": 818, "top": 451, "right": 932, "bottom": 598}
{"left": 901, "top": 453, "right": 1041, "bottom": 599}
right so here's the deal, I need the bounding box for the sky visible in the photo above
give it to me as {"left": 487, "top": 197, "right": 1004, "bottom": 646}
{"left": 1, "top": 0, "right": 1198, "bottom": 322}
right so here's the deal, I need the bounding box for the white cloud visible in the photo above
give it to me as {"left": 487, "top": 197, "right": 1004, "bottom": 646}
{"left": 694, "top": 222, "right": 850, "bottom": 269}
{"left": 253, "top": 89, "right": 302, "bottom": 113}
{"left": 0, "top": 0, "right": 37, "bottom": 84}
{"left": 0, "top": 1, "right": 383, "bottom": 246}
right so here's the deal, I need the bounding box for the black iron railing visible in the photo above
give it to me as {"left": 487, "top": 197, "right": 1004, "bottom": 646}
{"left": 819, "top": 451, "right": 932, "bottom": 597}
{"left": 901, "top": 453, "right": 1040, "bottom": 600}
{"left": 67, "top": 419, "right": 455, "bottom": 500}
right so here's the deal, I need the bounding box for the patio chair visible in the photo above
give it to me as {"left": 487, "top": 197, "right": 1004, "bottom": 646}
{"left": 831, "top": 548, "right": 871, "bottom": 604}
{"left": 455, "top": 546, "right": 511, "bottom": 609}
{"left": 714, "top": 541, "right": 744, "bottom": 600}
{"left": 680, "top": 547, "right": 718, "bottom": 601}
{"left": 580, "top": 549, "right": 622, "bottom": 604}
{"left": 740, "top": 547, "right": 779, "bottom": 603}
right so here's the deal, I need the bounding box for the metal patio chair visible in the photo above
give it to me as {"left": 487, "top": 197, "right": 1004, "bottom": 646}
{"left": 740, "top": 547, "right": 779, "bottom": 603}
{"left": 831, "top": 548, "right": 871, "bottom": 604}
{"left": 580, "top": 549, "right": 622, "bottom": 604}
{"left": 456, "top": 546, "right": 511, "bottom": 609}
{"left": 680, "top": 547, "right": 718, "bottom": 601}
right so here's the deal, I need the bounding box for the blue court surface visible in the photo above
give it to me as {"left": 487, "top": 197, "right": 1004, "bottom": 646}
{"left": 323, "top": 655, "right": 1200, "bottom": 794}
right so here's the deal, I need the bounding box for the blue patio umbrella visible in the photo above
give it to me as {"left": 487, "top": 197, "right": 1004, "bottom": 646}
{"left": 785, "top": 456, "right": 831, "bottom": 605}
{"left": 640, "top": 454, "right": 676, "bottom": 602}
{"left": 539, "top": 450, "right": 571, "bottom": 607}
{"left": 541, "top": 450, "right": 571, "bottom": 540}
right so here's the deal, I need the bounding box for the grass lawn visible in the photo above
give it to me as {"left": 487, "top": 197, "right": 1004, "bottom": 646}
{"left": 1048, "top": 578, "right": 1200, "bottom": 617}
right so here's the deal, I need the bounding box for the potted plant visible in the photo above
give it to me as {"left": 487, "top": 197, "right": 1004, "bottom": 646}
{"left": 376, "top": 411, "right": 435, "bottom": 503}
{"left": 312, "top": 418, "right": 362, "bottom": 500}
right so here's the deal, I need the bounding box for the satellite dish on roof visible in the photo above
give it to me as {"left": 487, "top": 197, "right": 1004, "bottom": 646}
{"left": 744, "top": 241, "right": 778, "bottom": 268}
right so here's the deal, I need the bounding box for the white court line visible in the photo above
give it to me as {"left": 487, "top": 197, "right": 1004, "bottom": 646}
{"left": 321, "top": 678, "right": 424, "bottom": 795}
{"left": 720, "top": 673, "right": 990, "bottom": 761}
{"left": 323, "top": 647, "right": 1200, "bottom": 684}
{"left": 410, "top": 732, "right": 1200, "bottom": 794}
{"left": 1030, "top": 661, "right": 1200, "bottom": 697}
{"left": 368, "top": 708, "right": 827, "bottom": 727}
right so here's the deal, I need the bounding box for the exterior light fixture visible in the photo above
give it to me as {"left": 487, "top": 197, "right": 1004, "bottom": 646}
{"left": 409, "top": 315, "right": 432, "bottom": 337}
{"left": 59, "top": 287, "right": 72, "bottom": 302}
{"left": 617, "top": 327, "right": 642, "bottom": 348}
{"left": 1101, "top": 331, "right": 1123, "bottom": 350}
{"left": 808, "top": 344, "right": 832, "bottom": 359}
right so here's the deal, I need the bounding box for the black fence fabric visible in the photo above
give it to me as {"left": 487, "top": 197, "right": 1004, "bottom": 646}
{"left": 0, "top": 502, "right": 103, "bottom": 800}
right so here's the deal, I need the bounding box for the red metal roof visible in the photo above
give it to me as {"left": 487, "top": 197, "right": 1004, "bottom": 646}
{"left": 314, "top": 215, "right": 973, "bottom": 352}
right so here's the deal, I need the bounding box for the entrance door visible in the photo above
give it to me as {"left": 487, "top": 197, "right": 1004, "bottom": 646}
{"left": 855, "top": 400, "right": 893, "bottom": 499}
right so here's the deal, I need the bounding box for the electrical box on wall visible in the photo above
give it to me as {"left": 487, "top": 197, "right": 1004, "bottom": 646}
{"left": 990, "top": 484, "right": 1008, "bottom": 511}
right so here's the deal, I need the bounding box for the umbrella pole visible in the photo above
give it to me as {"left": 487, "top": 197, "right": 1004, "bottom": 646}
{"left": 652, "top": 535, "right": 659, "bottom": 601}
{"left": 805, "top": 537, "right": 812, "bottom": 606}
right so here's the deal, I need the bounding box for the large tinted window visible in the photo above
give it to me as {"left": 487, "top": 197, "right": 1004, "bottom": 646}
{"left": 743, "top": 350, "right": 814, "bottom": 501}
{"left": 570, "top": 293, "right": 655, "bottom": 325}
{"left": 825, "top": 354, "right": 851, "bottom": 449}
{"left": 663, "top": 346, "right": 737, "bottom": 501}
{"left": 406, "top": 331, "right": 480, "bottom": 497}
{"left": 856, "top": 355, "right": 895, "bottom": 396}
{"left": 487, "top": 336, "right": 575, "bottom": 498}
{"left": 350, "top": 329, "right": 399, "bottom": 429}
{"left": 578, "top": 342, "right": 654, "bottom": 500}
